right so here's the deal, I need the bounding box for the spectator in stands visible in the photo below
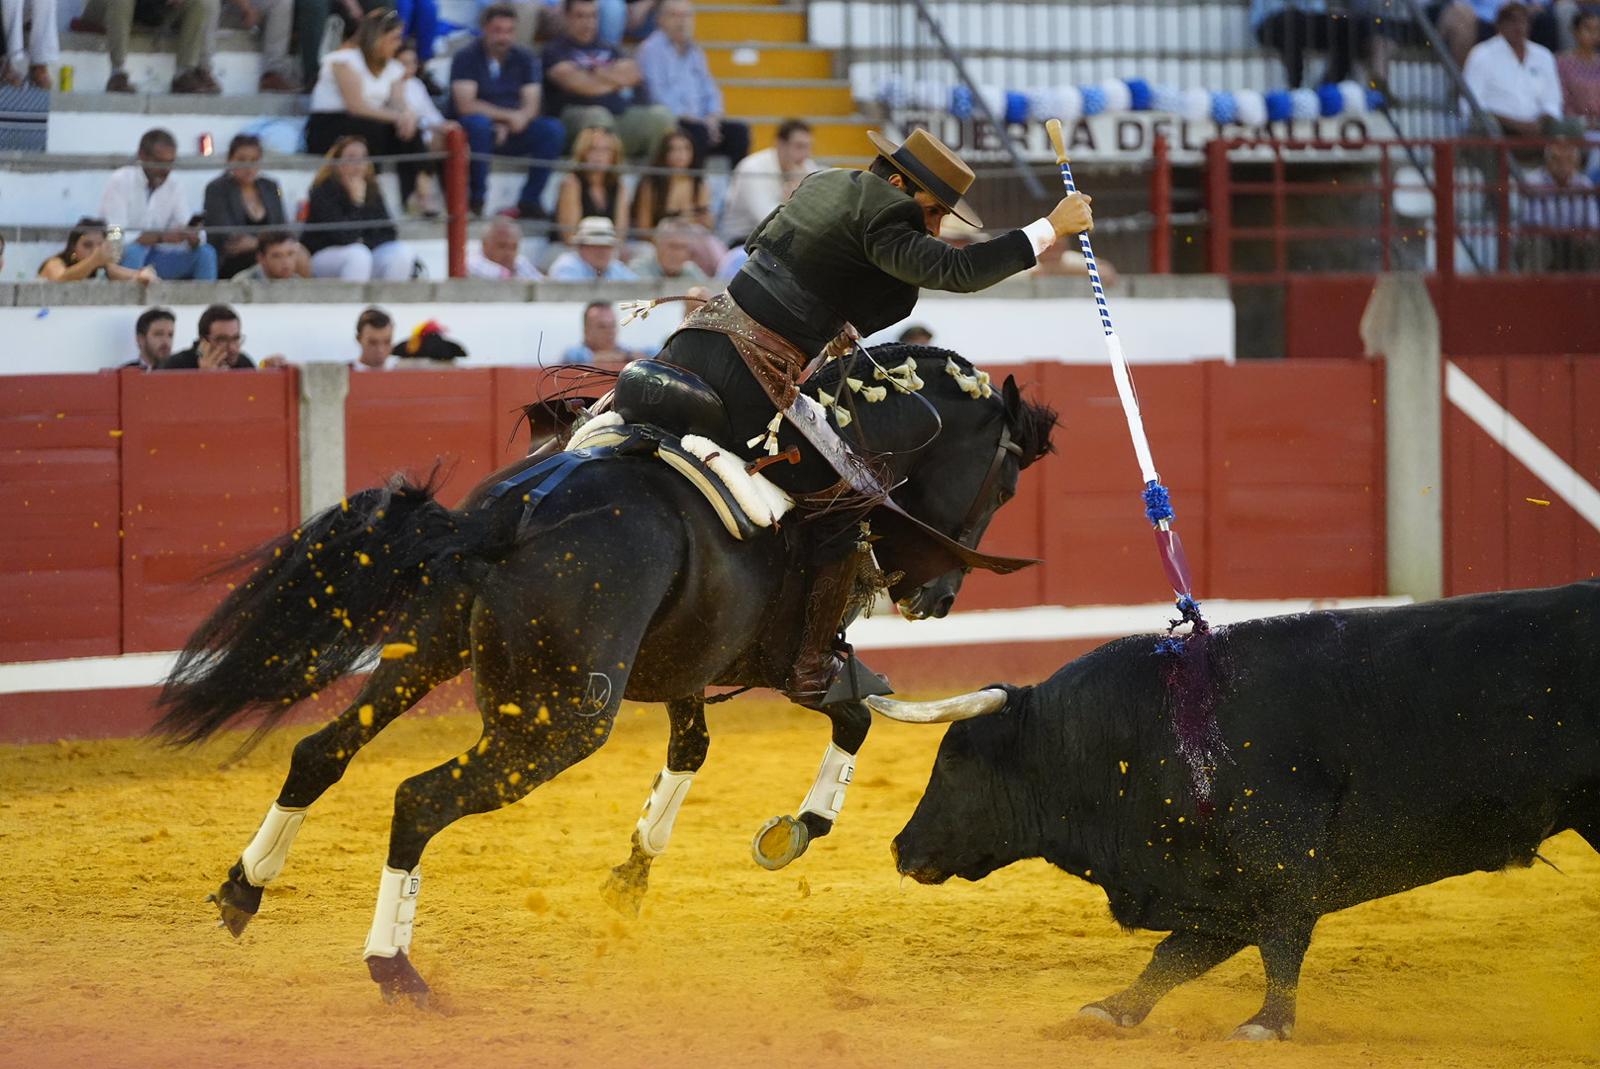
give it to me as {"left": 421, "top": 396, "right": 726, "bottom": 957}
{"left": 304, "top": 135, "right": 417, "bottom": 279}
{"left": 1251, "top": 0, "right": 1370, "bottom": 89}
{"left": 393, "top": 0, "right": 440, "bottom": 62}
{"left": 547, "top": 215, "right": 638, "bottom": 279}
{"left": 636, "top": 0, "right": 750, "bottom": 166}
{"left": 720, "top": 118, "right": 820, "bottom": 245}
{"left": 100, "top": 130, "right": 218, "bottom": 280}
{"left": 628, "top": 216, "right": 707, "bottom": 280}
{"left": 898, "top": 325, "right": 933, "bottom": 345}
{"left": 1464, "top": 1, "right": 1565, "bottom": 136}
{"left": 1517, "top": 138, "right": 1599, "bottom": 268}
{"left": 632, "top": 128, "right": 713, "bottom": 232}
{"left": 204, "top": 134, "right": 303, "bottom": 278}
{"left": 395, "top": 40, "right": 455, "bottom": 216}
{"left": 561, "top": 300, "right": 639, "bottom": 364}
{"left": 2, "top": 0, "right": 58, "bottom": 88}
{"left": 541, "top": 0, "right": 675, "bottom": 157}
{"left": 307, "top": 9, "right": 427, "bottom": 210}
{"left": 233, "top": 229, "right": 304, "bottom": 279}
{"left": 1436, "top": 0, "right": 1563, "bottom": 69}
{"left": 218, "top": 0, "right": 297, "bottom": 91}
{"left": 89, "top": 0, "right": 220, "bottom": 93}
{"left": 468, "top": 217, "right": 542, "bottom": 278}
{"left": 354, "top": 305, "right": 395, "bottom": 369}
{"left": 163, "top": 304, "right": 287, "bottom": 369}
{"left": 450, "top": 3, "right": 567, "bottom": 218}
{"left": 124, "top": 307, "right": 176, "bottom": 369}
{"left": 554, "top": 126, "right": 631, "bottom": 239}
{"left": 598, "top": 0, "right": 656, "bottom": 47}
{"left": 38, "top": 217, "right": 155, "bottom": 282}
{"left": 1560, "top": 8, "right": 1600, "bottom": 127}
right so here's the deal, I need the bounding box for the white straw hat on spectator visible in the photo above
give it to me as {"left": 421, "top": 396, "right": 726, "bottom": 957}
{"left": 574, "top": 217, "right": 619, "bottom": 246}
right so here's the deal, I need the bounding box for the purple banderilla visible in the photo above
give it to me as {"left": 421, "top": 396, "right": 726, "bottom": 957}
{"left": 1154, "top": 624, "right": 1227, "bottom": 811}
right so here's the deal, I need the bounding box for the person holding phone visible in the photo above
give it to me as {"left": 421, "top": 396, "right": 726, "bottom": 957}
{"left": 99, "top": 127, "right": 219, "bottom": 280}
{"left": 37, "top": 217, "right": 157, "bottom": 282}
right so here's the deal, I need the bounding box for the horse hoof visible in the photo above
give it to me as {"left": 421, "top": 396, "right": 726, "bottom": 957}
{"left": 207, "top": 860, "right": 262, "bottom": 938}
{"left": 1079, "top": 1002, "right": 1140, "bottom": 1028}
{"left": 367, "top": 951, "right": 431, "bottom": 1008}
{"left": 600, "top": 864, "right": 649, "bottom": 918}
{"left": 1229, "top": 1021, "right": 1290, "bottom": 1042}
{"left": 752, "top": 815, "right": 810, "bottom": 870}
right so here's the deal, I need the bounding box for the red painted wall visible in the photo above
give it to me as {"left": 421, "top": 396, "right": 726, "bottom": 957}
{"left": 1444, "top": 355, "right": 1600, "bottom": 595}
{"left": 0, "top": 361, "right": 1389, "bottom": 665}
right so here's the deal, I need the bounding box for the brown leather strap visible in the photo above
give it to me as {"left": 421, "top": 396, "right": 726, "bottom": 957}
{"left": 671, "top": 293, "right": 812, "bottom": 410}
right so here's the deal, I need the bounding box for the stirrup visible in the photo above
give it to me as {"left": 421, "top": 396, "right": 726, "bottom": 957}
{"left": 820, "top": 643, "right": 892, "bottom": 706}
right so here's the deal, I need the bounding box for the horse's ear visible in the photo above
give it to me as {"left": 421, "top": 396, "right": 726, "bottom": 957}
{"left": 1001, "top": 374, "right": 1021, "bottom": 418}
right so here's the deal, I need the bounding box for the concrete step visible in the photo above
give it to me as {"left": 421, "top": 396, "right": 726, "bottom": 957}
{"left": 695, "top": 6, "right": 807, "bottom": 44}
{"left": 745, "top": 116, "right": 873, "bottom": 159}
{"left": 704, "top": 42, "right": 834, "bottom": 80}
{"left": 721, "top": 78, "right": 853, "bottom": 117}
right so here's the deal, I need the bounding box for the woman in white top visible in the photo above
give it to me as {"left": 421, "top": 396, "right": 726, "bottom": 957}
{"left": 305, "top": 10, "right": 427, "bottom": 210}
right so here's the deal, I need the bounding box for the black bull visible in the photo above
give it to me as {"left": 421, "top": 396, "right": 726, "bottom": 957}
{"left": 887, "top": 581, "right": 1600, "bottom": 1040}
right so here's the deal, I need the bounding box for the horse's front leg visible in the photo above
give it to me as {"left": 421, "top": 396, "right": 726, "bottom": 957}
{"left": 752, "top": 698, "right": 869, "bottom": 870}
{"left": 602, "top": 695, "right": 708, "bottom": 916}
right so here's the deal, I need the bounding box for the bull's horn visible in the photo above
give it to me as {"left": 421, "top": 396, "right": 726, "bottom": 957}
{"left": 865, "top": 688, "right": 1008, "bottom": 723}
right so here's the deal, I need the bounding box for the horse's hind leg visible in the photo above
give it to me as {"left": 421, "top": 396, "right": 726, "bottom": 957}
{"left": 752, "top": 699, "right": 869, "bottom": 870}
{"left": 602, "top": 695, "right": 709, "bottom": 916}
{"left": 210, "top": 598, "right": 470, "bottom": 937}
{"left": 362, "top": 587, "right": 654, "bottom": 1005}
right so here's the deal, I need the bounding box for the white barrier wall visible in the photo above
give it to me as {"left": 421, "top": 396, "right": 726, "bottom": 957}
{"left": 0, "top": 280, "right": 1234, "bottom": 374}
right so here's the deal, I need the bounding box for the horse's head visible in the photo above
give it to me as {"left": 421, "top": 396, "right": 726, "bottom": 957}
{"left": 849, "top": 346, "right": 1056, "bottom": 619}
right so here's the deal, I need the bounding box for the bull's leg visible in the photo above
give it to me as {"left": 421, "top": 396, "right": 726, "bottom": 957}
{"left": 752, "top": 699, "right": 870, "bottom": 870}
{"left": 1081, "top": 929, "right": 1247, "bottom": 1029}
{"left": 602, "top": 696, "right": 709, "bottom": 916}
{"left": 210, "top": 602, "right": 470, "bottom": 938}
{"left": 1232, "top": 924, "right": 1314, "bottom": 1041}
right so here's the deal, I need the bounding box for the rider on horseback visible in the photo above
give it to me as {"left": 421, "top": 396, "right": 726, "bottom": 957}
{"left": 653, "top": 128, "right": 1094, "bottom": 707}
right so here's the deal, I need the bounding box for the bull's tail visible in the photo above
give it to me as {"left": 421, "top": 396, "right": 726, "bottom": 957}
{"left": 151, "top": 477, "right": 518, "bottom": 752}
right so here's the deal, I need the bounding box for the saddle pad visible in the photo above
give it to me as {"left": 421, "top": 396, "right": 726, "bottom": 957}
{"left": 680, "top": 435, "right": 794, "bottom": 528}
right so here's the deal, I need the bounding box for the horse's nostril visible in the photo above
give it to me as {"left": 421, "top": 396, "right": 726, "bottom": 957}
{"left": 933, "top": 593, "right": 956, "bottom": 618}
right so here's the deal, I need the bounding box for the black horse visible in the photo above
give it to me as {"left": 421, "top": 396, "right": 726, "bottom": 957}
{"left": 153, "top": 345, "right": 1057, "bottom": 1004}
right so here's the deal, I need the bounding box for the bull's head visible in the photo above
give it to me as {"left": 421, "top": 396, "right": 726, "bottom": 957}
{"left": 869, "top": 688, "right": 1036, "bottom": 884}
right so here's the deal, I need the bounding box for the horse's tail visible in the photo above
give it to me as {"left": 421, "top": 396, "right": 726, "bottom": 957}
{"left": 151, "top": 476, "right": 518, "bottom": 751}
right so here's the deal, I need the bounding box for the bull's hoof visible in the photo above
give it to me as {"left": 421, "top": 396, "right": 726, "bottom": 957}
{"left": 1230, "top": 1019, "right": 1292, "bottom": 1042}
{"left": 752, "top": 815, "right": 811, "bottom": 870}
{"left": 1078, "top": 1001, "right": 1142, "bottom": 1028}
{"left": 367, "top": 951, "right": 431, "bottom": 1008}
{"left": 600, "top": 858, "right": 651, "bottom": 917}
{"left": 206, "top": 860, "right": 262, "bottom": 938}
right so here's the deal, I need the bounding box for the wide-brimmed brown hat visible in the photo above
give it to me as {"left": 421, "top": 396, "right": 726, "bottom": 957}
{"left": 867, "top": 128, "right": 982, "bottom": 228}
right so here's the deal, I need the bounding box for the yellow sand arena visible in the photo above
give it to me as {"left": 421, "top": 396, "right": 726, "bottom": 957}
{"left": 2, "top": 698, "right": 1597, "bottom": 1068}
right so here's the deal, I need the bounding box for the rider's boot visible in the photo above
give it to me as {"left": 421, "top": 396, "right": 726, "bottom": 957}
{"left": 784, "top": 547, "right": 891, "bottom": 709}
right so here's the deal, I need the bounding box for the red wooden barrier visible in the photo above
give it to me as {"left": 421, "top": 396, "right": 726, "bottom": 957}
{"left": 1445, "top": 356, "right": 1600, "bottom": 596}
{"left": 345, "top": 368, "right": 498, "bottom": 505}
{"left": 0, "top": 375, "right": 123, "bottom": 660}
{"left": 119, "top": 369, "right": 299, "bottom": 653}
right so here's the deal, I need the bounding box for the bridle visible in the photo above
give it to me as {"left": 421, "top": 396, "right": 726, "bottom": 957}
{"left": 953, "top": 422, "right": 1021, "bottom": 550}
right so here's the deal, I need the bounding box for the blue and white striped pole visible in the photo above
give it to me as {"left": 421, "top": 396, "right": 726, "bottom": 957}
{"left": 1044, "top": 118, "right": 1205, "bottom": 628}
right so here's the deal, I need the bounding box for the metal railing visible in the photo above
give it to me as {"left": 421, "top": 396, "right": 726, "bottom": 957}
{"left": 1205, "top": 135, "right": 1600, "bottom": 281}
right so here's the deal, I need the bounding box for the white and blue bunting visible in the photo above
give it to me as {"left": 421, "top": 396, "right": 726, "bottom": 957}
{"left": 885, "top": 76, "right": 1386, "bottom": 124}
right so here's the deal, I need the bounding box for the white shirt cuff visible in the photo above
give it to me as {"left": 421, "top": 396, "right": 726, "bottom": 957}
{"left": 1022, "top": 217, "right": 1056, "bottom": 258}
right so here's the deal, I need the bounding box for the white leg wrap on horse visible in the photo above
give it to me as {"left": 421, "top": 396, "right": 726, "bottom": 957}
{"left": 798, "top": 743, "right": 855, "bottom": 822}
{"left": 635, "top": 768, "right": 695, "bottom": 857}
{"left": 363, "top": 865, "right": 422, "bottom": 960}
{"left": 239, "top": 803, "right": 307, "bottom": 886}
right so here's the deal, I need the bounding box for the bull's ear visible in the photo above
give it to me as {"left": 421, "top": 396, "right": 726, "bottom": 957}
{"left": 1002, "top": 374, "right": 1021, "bottom": 419}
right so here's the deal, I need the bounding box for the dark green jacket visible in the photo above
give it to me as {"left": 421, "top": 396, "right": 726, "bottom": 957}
{"left": 745, "top": 168, "right": 1036, "bottom": 339}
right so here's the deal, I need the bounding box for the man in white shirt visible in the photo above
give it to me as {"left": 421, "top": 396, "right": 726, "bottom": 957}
{"left": 1463, "top": 1, "right": 1564, "bottom": 135}
{"left": 546, "top": 216, "right": 640, "bottom": 281}
{"left": 467, "top": 217, "right": 542, "bottom": 279}
{"left": 719, "top": 118, "right": 821, "bottom": 245}
{"left": 1516, "top": 139, "right": 1599, "bottom": 269}
{"left": 99, "top": 128, "right": 219, "bottom": 280}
